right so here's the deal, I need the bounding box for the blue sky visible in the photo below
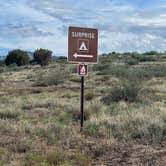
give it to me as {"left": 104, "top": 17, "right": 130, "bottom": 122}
{"left": 0, "top": 0, "right": 166, "bottom": 56}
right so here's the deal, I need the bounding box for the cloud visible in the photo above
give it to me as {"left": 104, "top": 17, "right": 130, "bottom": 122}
{"left": 0, "top": 0, "right": 166, "bottom": 55}
{"left": 0, "top": 24, "right": 53, "bottom": 38}
{"left": 28, "top": 0, "right": 74, "bottom": 22}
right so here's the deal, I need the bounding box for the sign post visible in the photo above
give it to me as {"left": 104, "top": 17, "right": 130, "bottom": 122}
{"left": 68, "top": 26, "right": 98, "bottom": 131}
{"left": 80, "top": 76, "right": 84, "bottom": 131}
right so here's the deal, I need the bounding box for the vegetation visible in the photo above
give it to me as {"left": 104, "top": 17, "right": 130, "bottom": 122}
{"left": 0, "top": 51, "right": 165, "bottom": 165}
{"left": 33, "top": 48, "right": 52, "bottom": 66}
{"left": 5, "top": 49, "right": 29, "bottom": 66}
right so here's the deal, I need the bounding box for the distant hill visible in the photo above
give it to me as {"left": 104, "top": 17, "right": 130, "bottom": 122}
{"left": 0, "top": 56, "right": 6, "bottom": 62}
{"left": 52, "top": 55, "right": 59, "bottom": 60}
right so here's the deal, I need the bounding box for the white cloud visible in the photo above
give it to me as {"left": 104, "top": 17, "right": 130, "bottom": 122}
{"left": 0, "top": 0, "right": 166, "bottom": 55}
{"left": 125, "top": 15, "right": 166, "bottom": 26}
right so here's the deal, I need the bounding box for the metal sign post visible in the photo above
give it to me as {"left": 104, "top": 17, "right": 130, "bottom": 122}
{"left": 80, "top": 76, "right": 84, "bottom": 131}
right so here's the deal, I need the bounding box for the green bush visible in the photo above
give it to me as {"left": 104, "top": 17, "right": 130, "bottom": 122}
{"left": 33, "top": 48, "right": 52, "bottom": 66}
{"left": 85, "top": 92, "right": 95, "bottom": 101}
{"left": 0, "top": 109, "right": 21, "bottom": 119}
{"left": 5, "top": 49, "right": 29, "bottom": 66}
{"left": 125, "top": 57, "right": 139, "bottom": 65}
{"left": 101, "top": 80, "right": 141, "bottom": 104}
{"left": 93, "top": 63, "right": 110, "bottom": 71}
{"left": 14, "top": 139, "right": 32, "bottom": 153}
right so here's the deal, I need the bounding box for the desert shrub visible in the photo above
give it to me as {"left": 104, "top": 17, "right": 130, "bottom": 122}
{"left": 34, "top": 68, "right": 68, "bottom": 86}
{"left": 101, "top": 80, "right": 141, "bottom": 104}
{"left": 44, "top": 149, "right": 66, "bottom": 165}
{"left": 96, "top": 62, "right": 166, "bottom": 80}
{"left": 84, "top": 122, "right": 104, "bottom": 138}
{"left": 0, "top": 66, "right": 6, "bottom": 73}
{"left": 58, "top": 162, "right": 73, "bottom": 166}
{"left": 24, "top": 152, "right": 44, "bottom": 165}
{"left": 33, "top": 48, "right": 52, "bottom": 66}
{"left": 35, "top": 123, "right": 70, "bottom": 145}
{"left": 5, "top": 49, "right": 29, "bottom": 66}
{"left": 64, "top": 102, "right": 102, "bottom": 122}
{"left": 93, "top": 63, "right": 110, "bottom": 71}
{"left": 14, "top": 139, "right": 32, "bottom": 153}
{"left": 6, "top": 63, "right": 21, "bottom": 72}
{"left": 96, "top": 64, "right": 141, "bottom": 79}
{"left": 0, "top": 76, "right": 4, "bottom": 85}
{"left": 109, "top": 65, "right": 128, "bottom": 77}
{"left": 136, "top": 55, "right": 157, "bottom": 62}
{"left": 141, "top": 64, "right": 166, "bottom": 78}
{"left": 0, "top": 148, "right": 11, "bottom": 165}
{"left": 85, "top": 91, "right": 95, "bottom": 101}
{"left": 95, "top": 75, "right": 110, "bottom": 82}
{"left": 69, "top": 75, "right": 81, "bottom": 82}
{"left": 75, "top": 152, "right": 91, "bottom": 166}
{"left": 0, "top": 120, "right": 13, "bottom": 133}
{"left": 125, "top": 57, "right": 139, "bottom": 65}
{"left": 0, "top": 109, "right": 21, "bottom": 119}
{"left": 125, "top": 65, "right": 166, "bottom": 80}
{"left": 85, "top": 106, "right": 166, "bottom": 144}
{"left": 41, "top": 162, "right": 54, "bottom": 166}
{"left": 92, "top": 143, "right": 105, "bottom": 158}
{"left": 26, "top": 151, "right": 69, "bottom": 166}
{"left": 69, "top": 65, "right": 77, "bottom": 73}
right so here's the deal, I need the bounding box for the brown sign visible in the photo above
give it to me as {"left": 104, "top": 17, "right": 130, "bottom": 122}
{"left": 78, "top": 64, "right": 88, "bottom": 76}
{"left": 68, "top": 26, "right": 98, "bottom": 63}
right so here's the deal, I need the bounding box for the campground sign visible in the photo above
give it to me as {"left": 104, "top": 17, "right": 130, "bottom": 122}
{"left": 68, "top": 26, "right": 98, "bottom": 131}
{"left": 68, "top": 26, "right": 98, "bottom": 63}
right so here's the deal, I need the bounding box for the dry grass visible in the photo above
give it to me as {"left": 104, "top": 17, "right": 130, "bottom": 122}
{"left": 0, "top": 59, "right": 165, "bottom": 165}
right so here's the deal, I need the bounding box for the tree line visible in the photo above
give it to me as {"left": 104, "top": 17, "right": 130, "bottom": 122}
{"left": 2, "top": 49, "right": 166, "bottom": 67}
{"left": 5, "top": 48, "right": 52, "bottom": 66}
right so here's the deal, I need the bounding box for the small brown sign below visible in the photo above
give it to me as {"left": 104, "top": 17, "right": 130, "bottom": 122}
{"left": 68, "top": 26, "right": 98, "bottom": 64}
{"left": 78, "top": 64, "right": 88, "bottom": 76}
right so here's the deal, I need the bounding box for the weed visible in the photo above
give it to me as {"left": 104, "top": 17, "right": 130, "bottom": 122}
{"left": 0, "top": 109, "right": 21, "bottom": 119}
{"left": 34, "top": 68, "right": 69, "bottom": 86}
{"left": 45, "top": 148, "right": 66, "bottom": 165}
{"left": 101, "top": 80, "right": 141, "bottom": 104}
{"left": 69, "top": 75, "right": 81, "bottom": 82}
{"left": 75, "top": 152, "right": 91, "bottom": 166}
{"left": 0, "top": 147, "right": 11, "bottom": 164}
{"left": 85, "top": 91, "right": 95, "bottom": 101}
{"left": 35, "top": 123, "right": 70, "bottom": 145}
{"left": 13, "top": 139, "right": 32, "bottom": 153}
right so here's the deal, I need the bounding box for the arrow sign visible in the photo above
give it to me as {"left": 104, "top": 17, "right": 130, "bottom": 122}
{"left": 73, "top": 53, "right": 93, "bottom": 58}
{"left": 68, "top": 26, "right": 98, "bottom": 63}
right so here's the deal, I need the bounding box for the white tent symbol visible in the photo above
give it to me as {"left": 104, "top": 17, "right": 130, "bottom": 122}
{"left": 79, "top": 41, "right": 88, "bottom": 51}
{"left": 80, "top": 66, "right": 86, "bottom": 75}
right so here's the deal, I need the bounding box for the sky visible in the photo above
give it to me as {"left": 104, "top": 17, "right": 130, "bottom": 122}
{"left": 0, "top": 0, "right": 166, "bottom": 56}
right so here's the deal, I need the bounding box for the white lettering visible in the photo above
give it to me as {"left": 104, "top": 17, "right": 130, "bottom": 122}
{"left": 72, "top": 32, "right": 95, "bottom": 39}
